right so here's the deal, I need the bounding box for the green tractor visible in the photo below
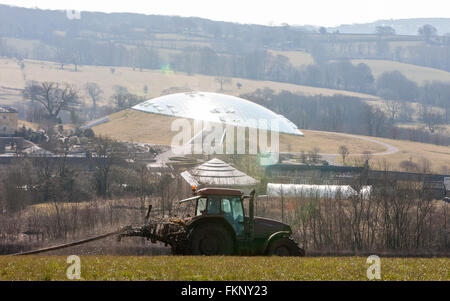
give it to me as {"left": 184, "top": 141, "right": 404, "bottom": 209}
{"left": 119, "top": 187, "right": 305, "bottom": 256}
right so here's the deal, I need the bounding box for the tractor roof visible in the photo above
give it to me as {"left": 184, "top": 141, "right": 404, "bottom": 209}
{"left": 196, "top": 187, "right": 243, "bottom": 196}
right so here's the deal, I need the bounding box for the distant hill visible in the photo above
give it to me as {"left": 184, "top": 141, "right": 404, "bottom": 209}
{"left": 331, "top": 18, "right": 450, "bottom": 35}
{"left": 0, "top": 4, "right": 308, "bottom": 52}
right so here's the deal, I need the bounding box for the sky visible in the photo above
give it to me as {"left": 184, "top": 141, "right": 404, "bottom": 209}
{"left": 0, "top": 0, "right": 449, "bottom": 27}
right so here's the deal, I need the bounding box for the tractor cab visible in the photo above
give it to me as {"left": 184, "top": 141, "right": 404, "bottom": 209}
{"left": 192, "top": 188, "right": 246, "bottom": 237}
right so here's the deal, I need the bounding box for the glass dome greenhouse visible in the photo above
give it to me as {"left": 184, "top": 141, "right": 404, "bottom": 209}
{"left": 132, "top": 92, "right": 303, "bottom": 136}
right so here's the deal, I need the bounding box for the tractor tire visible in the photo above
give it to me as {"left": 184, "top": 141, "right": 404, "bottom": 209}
{"left": 189, "top": 223, "right": 234, "bottom": 255}
{"left": 267, "top": 237, "right": 305, "bottom": 257}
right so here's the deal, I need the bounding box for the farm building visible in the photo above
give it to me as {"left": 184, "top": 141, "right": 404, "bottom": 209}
{"left": 265, "top": 163, "right": 449, "bottom": 200}
{"left": 266, "top": 183, "right": 372, "bottom": 199}
{"left": 180, "top": 158, "right": 258, "bottom": 193}
{"left": 0, "top": 105, "right": 18, "bottom": 136}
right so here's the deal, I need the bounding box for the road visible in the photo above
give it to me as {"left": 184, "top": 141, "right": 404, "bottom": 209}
{"left": 150, "top": 130, "right": 400, "bottom": 167}
{"left": 284, "top": 130, "right": 399, "bottom": 165}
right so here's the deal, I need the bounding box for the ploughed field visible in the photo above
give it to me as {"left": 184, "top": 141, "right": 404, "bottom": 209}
{"left": 0, "top": 256, "right": 448, "bottom": 281}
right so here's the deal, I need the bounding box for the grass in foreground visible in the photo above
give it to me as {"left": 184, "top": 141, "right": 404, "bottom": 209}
{"left": 0, "top": 256, "right": 448, "bottom": 281}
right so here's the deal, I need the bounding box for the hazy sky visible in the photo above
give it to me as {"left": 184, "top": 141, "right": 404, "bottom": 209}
{"left": 0, "top": 0, "right": 449, "bottom": 27}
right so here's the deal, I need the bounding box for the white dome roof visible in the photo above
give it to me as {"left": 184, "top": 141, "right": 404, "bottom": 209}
{"left": 181, "top": 158, "right": 258, "bottom": 187}
{"left": 132, "top": 92, "right": 303, "bottom": 136}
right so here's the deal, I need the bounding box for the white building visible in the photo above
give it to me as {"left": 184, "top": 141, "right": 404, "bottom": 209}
{"left": 0, "top": 105, "right": 18, "bottom": 136}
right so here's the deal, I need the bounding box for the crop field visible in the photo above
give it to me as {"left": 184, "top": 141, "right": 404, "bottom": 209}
{"left": 0, "top": 256, "right": 447, "bottom": 281}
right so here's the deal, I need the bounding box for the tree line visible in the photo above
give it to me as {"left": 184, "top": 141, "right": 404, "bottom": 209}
{"left": 241, "top": 89, "right": 450, "bottom": 146}
{"left": 0, "top": 134, "right": 175, "bottom": 214}
{"left": 20, "top": 81, "right": 145, "bottom": 127}
{"left": 265, "top": 181, "right": 449, "bottom": 255}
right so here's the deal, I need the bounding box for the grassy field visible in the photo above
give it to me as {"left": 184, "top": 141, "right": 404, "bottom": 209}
{"left": 369, "top": 136, "right": 450, "bottom": 172}
{"left": 396, "top": 122, "right": 450, "bottom": 137}
{"left": 352, "top": 59, "right": 450, "bottom": 84}
{"left": 269, "top": 50, "right": 315, "bottom": 67}
{"left": 265, "top": 46, "right": 450, "bottom": 86}
{"left": 0, "top": 57, "right": 378, "bottom": 106}
{"left": 0, "top": 256, "right": 447, "bottom": 281}
{"left": 93, "top": 109, "right": 387, "bottom": 154}
{"left": 264, "top": 48, "right": 450, "bottom": 85}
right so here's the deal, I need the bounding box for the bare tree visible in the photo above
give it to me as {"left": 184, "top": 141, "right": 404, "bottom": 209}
{"left": 419, "top": 104, "right": 444, "bottom": 133}
{"left": 375, "top": 26, "right": 396, "bottom": 36}
{"left": 156, "top": 173, "right": 177, "bottom": 216}
{"left": 399, "top": 102, "right": 414, "bottom": 122}
{"left": 418, "top": 157, "right": 432, "bottom": 174}
{"left": 384, "top": 98, "right": 402, "bottom": 121}
{"left": 339, "top": 145, "right": 349, "bottom": 165}
{"left": 308, "top": 147, "right": 321, "bottom": 164}
{"left": 215, "top": 77, "right": 232, "bottom": 91}
{"left": 369, "top": 108, "right": 386, "bottom": 136}
{"left": 111, "top": 85, "right": 142, "bottom": 111}
{"left": 399, "top": 157, "right": 419, "bottom": 172}
{"left": 418, "top": 24, "right": 437, "bottom": 42}
{"left": 362, "top": 150, "right": 373, "bottom": 166}
{"left": 55, "top": 45, "right": 69, "bottom": 69}
{"left": 84, "top": 82, "right": 103, "bottom": 119}
{"left": 23, "top": 81, "right": 81, "bottom": 122}
{"left": 89, "top": 136, "right": 126, "bottom": 199}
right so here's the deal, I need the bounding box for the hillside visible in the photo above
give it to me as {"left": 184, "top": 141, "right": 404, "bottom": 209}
{"left": 92, "top": 109, "right": 384, "bottom": 153}
{"left": 352, "top": 59, "right": 450, "bottom": 84}
{"left": 2, "top": 56, "right": 448, "bottom": 154}
{"left": 92, "top": 109, "right": 450, "bottom": 173}
{"left": 0, "top": 57, "right": 379, "bottom": 105}
{"left": 0, "top": 4, "right": 307, "bottom": 57}
{"left": 332, "top": 18, "right": 450, "bottom": 35}
{"left": 271, "top": 50, "right": 450, "bottom": 85}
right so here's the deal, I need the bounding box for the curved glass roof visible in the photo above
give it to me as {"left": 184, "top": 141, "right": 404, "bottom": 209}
{"left": 132, "top": 92, "right": 303, "bottom": 136}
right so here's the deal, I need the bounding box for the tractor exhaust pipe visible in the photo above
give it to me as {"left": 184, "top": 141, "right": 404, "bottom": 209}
{"left": 145, "top": 204, "right": 153, "bottom": 220}
{"left": 249, "top": 189, "right": 255, "bottom": 241}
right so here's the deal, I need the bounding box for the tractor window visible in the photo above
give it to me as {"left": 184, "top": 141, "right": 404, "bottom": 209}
{"left": 231, "top": 197, "right": 244, "bottom": 224}
{"left": 221, "top": 198, "right": 233, "bottom": 220}
{"left": 196, "top": 198, "right": 207, "bottom": 216}
{"left": 223, "top": 197, "right": 244, "bottom": 236}
{"left": 207, "top": 197, "right": 220, "bottom": 214}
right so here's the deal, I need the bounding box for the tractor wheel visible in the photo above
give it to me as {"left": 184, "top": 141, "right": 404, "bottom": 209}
{"left": 189, "top": 223, "right": 234, "bottom": 255}
{"left": 267, "top": 237, "right": 305, "bottom": 256}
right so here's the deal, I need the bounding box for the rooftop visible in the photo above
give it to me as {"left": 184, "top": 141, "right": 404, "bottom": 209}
{"left": 0, "top": 105, "right": 18, "bottom": 113}
{"left": 180, "top": 158, "right": 258, "bottom": 187}
{"left": 132, "top": 92, "right": 303, "bottom": 136}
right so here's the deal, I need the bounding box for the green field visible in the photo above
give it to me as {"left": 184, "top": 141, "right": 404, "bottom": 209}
{"left": 0, "top": 256, "right": 448, "bottom": 281}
